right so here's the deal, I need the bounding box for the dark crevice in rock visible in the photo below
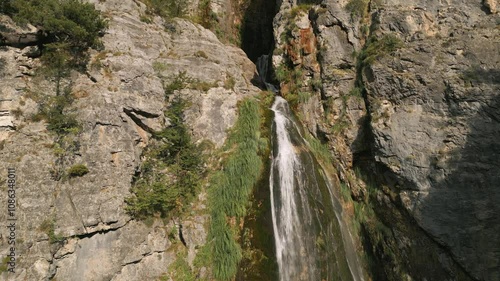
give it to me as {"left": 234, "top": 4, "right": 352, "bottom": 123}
{"left": 123, "top": 107, "right": 159, "bottom": 133}
{"left": 240, "top": 0, "right": 278, "bottom": 62}
{"left": 178, "top": 224, "right": 187, "bottom": 247}
{"left": 94, "top": 121, "right": 121, "bottom": 129}
{"left": 0, "top": 30, "right": 47, "bottom": 49}
{"left": 64, "top": 220, "right": 130, "bottom": 243}
{"left": 124, "top": 107, "right": 160, "bottom": 119}
{"left": 119, "top": 249, "right": 166, "bottom": 268}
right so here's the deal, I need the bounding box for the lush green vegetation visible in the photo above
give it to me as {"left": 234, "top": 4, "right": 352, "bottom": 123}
{"left": 126, "top": 94, "right": 203, "bottom": 219}
{"left": 2, "top": 0, "right": 107, "bottom": 69}
{"left": 206, "top": 98, "right": 265, "bottom": 280}
{"left": 304, "top": 134, "right": 333, "bottom": 166}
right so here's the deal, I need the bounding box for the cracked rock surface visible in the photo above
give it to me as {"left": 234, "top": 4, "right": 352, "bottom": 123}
{"left": 0, "top": 0, "right": 259, "bottom": 280}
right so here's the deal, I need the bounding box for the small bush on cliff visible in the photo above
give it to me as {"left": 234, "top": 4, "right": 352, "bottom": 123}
{"left": 345, "top": 0, "right": 369, "bottom": 18}
{"left": 143, "top": 0, "right": 188, "bottom": 19}
{"left": 356, "top": 34, "right": 403, "bottom": 67}
{"left": 67, "top": 164, "right": 89, "bottom": 178}
{"left": 32, "top": 85, "right": 80, "bottom": 135}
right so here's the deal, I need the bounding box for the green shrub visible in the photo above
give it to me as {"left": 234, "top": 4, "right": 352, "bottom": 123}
{"left": 143, "top": 0, "right": 188, "bottom": 19}
{"left": 196, "top": 0, "right": 217, "bottom": 29}
{"left": 345, "top": 0, "right": 369, "bottom": 18}
{"left": 67, "top": 164, "right": 89, "bottom": 178}
{"left": 34, "top": 86, "right": 81, "bottom": 135}
{"left": 126, "top": 95, "right": 203, "bottom": 219}
{"left": 164, "top": 71, "right": 193, "bottom": 96}
{"left": 290, "top": 4, "right": 313, "bottom": 18}
{"left": 357, "top": 34, "right": 403, "bottom": 67}
{"left": 8, "top": 0, "right": 107, "bottom": 68}
{"left": 274, "top": 63, "right": 291, "bottom": 83}
{"left": 194, "top": 50, "right": 208, "bottom": 59}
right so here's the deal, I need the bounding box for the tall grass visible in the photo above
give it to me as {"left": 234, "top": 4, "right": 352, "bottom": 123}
{"left": 207, "top": 98, "right": 263, "bottom": 280}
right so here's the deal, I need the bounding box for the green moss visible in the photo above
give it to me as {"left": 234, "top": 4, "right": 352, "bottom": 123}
{"left": 67, "top": 164, "right": 89, "bottom": 178}
{"left": 340, "top": 182, "right": 352, "bottom": 202}
{"left": 304, "top": 134, "right": 333, "bottom": 166}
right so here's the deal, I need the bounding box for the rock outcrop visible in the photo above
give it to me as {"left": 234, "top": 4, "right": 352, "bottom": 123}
{"left": 363, "top": 2, "right": 500, "bottom": 280}
{"left": 0, "top": 0, "right": 259, "bottom": 280}
{"left": 272, "top": 0, "right": 499, "bottom": 280}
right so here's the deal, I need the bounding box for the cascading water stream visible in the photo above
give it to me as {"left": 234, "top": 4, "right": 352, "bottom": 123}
{"left": 257, "top": 55, "right": 364, "bottom": 281}
{"left": 270, "top": 97, "right": 319, "bottom": 280}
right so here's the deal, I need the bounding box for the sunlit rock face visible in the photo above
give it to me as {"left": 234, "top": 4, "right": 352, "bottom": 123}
{"left": 0, "top": 0, "right": 260, "bottom": 280}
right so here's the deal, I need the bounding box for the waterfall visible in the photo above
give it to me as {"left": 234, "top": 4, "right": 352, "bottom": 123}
{"left": 257, "top": 55, "right": 364, "bottom": 281}
{"left": 269, "top": 97, "right": 364, "bottom": 281}
{"left": 270, "top": 96, "right": 319, "bottom": 280}
{"left": 257, "top": 55, "right": 279, "bottom": 93}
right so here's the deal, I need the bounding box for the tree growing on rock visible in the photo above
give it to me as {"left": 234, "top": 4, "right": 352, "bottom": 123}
{"left": 0, "top": 0, "right": 107, "bottom": 68}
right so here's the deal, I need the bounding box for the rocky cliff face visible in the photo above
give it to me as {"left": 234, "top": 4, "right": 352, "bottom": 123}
{"left": 272, "top": 0, "right": 499, "bottom": 280}
{"left": 0, "top": 0, "right": 259, "bottom": 280}
{"left": 1, "top": 0, "right": 498, "bottom": 280}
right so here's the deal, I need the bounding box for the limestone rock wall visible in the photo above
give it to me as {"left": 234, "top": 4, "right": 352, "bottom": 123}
{"left": 363, "top": 2, "right": 500, "bottom": 280}
{"left": 272, "top": 0, "right": 499, "bottom": 280}
{"left": 0, "top": 0, "right": 259, "bottom": 280}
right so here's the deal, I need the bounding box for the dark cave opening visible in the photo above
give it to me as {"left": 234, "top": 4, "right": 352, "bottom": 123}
{"left": 240, "top": 0, "right": 278, "bottom": 62}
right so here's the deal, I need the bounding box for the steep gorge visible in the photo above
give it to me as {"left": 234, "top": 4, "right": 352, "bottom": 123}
{"left": 0, "top": 0, "right": 498, "bottom": 280}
